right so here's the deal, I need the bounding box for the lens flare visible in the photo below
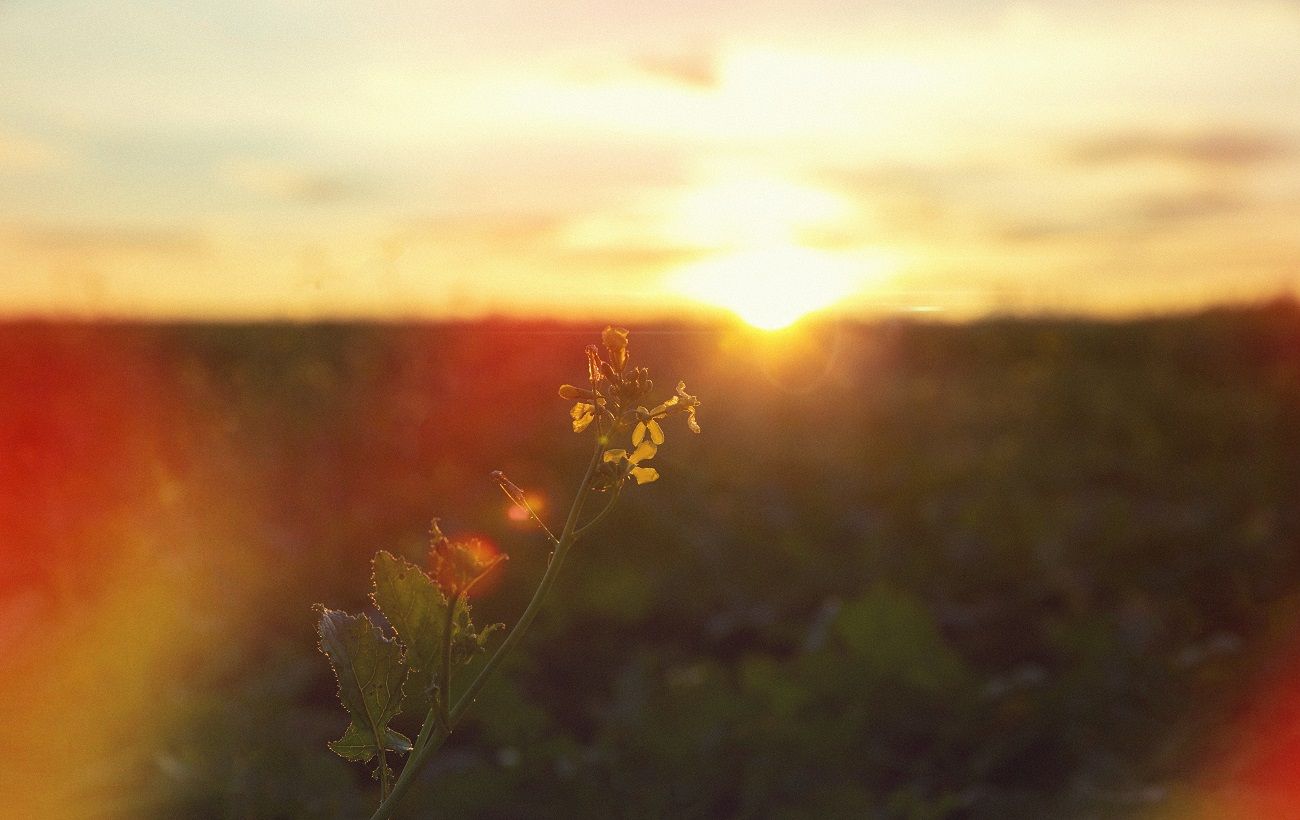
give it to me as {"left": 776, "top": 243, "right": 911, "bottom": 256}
{"left": 433, "top": 533, "right": 504, "bottom": 599}
{"left": 505, "top": 491, "right": 544, "bottom": 524}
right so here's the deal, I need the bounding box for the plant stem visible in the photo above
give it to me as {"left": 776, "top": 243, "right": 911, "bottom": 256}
{"left": 409, "top": 697, "right": 437, "bottom": 757}
{"left": 437, "top": 593, "right": 456, "bottom": 730}
{"left": 574, "top": 484, "right": 622, "bottom": 541}
{"left": 378, "top": 747, "right": 391, "bottom": 801}
{"left": 370, "top": 442, "right": 606, "bottom": 820}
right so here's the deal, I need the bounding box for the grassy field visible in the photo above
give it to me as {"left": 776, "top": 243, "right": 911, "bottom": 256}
{"left": 4, "top": 304, "right": 1300, "bottom": 818}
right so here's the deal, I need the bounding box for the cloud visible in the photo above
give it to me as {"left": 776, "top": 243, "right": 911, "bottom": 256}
{"left": 397, "top": 213, "right": 568, "bottom": 252}
{"left": 817, "top": 165, "right": 935, "bottom": 199}
{"left": 14, "top": 225, "right": 206, "bottom": 256}
{"left": 1130, "top": 190, "right": 1249, "bottom": 223}
{"left": 0, "top": 130, "right": 64, "bottom": 172}
{"left": 392, "top": 211, "right": 704, "bottom": 273}
{"left": 218, "top": 160, "right": 367, "bottom": 204}
{"left": 992, "top": 220, "right": 1101, "bottom": 244}
{"left": 1068, "top": 130, "right": 1294, "bottom": 168}
{"left": 630, "top": 49, "right": 720, "bottom": 89}
{"left": 993, "top": 189, "right": 1258, "bottom": 244}
{"left": 813, "top": 163, "right": 1000, "bottom": 238}
{"left": 554, "top": 245, "right": 707, "bottom": 274}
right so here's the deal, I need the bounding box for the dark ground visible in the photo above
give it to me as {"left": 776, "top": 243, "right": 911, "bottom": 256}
{"left": 5, "top": 303, "right": 1300, "bottom": 818}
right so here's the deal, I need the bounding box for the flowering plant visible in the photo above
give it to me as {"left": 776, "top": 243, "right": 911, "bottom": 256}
{"left": 315, "top": 327, "right": 700, "bottom": 818}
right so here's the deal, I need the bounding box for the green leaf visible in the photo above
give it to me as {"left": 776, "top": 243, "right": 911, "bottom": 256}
{"left": 315, "top": 606, "right": 408, "bottom": 763}
{"left": 450, "top": 596, "right": 505, "bottom": 666}
{"left": 371, "top": 550, "right": 447, "bottom": 701}
{"left": 328, "top": 722, "right": 414, "bottom": 762}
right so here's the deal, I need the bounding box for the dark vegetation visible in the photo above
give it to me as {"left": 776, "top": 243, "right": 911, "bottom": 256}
{"left": 5, "top": 302, "right": 1300, "bottom": 817}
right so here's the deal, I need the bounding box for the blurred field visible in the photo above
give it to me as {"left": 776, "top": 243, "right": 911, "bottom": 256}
{"left": 4, "top": 305, "right": 1300, "bottom": 818}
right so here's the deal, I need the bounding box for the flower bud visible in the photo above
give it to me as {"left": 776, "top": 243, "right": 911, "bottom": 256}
{"left": 491, "top": 470, "right": 528, "bottom": 508}
{"left": 602, "top": 326, "right": 630, "bottom": 371}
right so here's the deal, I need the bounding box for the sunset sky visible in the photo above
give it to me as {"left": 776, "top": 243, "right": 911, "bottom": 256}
{"left": 2, "top": 0, "right": 1298, "bottom": 321}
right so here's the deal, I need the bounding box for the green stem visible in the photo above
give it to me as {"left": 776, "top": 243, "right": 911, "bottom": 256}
{"left": 437, "top": 593, "right": 456, "bottom": 730}
{"left": 370, "top": 442, "right": 606, "bottom": 820}
{"left": 410, "top": 697, "right": 437, "bottom": 757}
{"left": 378, "top": 747, "right": 391, "bottom": 801}
{"left": 574, "top": 484, "right": 623, "bottom": 542}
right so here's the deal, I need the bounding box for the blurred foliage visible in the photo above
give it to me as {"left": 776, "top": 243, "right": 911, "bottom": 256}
{"left": 6, "top": 302, "right": 1300, "bottom": 817}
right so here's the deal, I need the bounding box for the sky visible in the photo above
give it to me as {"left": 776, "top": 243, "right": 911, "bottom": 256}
{"left": 1, "top": 0, "right": 1299, "bottom": 322}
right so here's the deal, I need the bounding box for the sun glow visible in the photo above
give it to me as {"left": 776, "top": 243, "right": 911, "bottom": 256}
{"left": 661, "top": 176, "right": 854, "bottom": 247}
{"left": 670, "top": 244, "right": 880, "bottom": 330}
{"left": 658, "top": 171, "right": 892, "bottom": 329}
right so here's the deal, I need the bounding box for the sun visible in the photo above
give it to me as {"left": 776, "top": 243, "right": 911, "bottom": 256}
{"left": 669, "top": 244, "right": 877, "bottom": 330}
{"left": 655, "top": 171, "right": 896, "bottom": 329}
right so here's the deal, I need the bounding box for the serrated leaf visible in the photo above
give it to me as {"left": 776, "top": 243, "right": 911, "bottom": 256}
{"left": 371, "top": 550, "right": 447, "bottom": 701}
{"left": 315, "top": 606, "right": 408, "bottom": 763}
{"left": 328, "top": 722, "right": 413, "bottom": 762}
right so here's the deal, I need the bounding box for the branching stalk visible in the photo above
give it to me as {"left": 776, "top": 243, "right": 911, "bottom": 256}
{"left": 332, "top": 326, "right": 702, "bottom": 819}
{"left": 371, "top": 442, "right": 606, "bottom": 820}
{"left": 574, "top": 484, "right": 623, "bottom": 542}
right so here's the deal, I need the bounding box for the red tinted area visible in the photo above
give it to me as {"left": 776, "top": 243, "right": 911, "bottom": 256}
{"left": 0, "top": 325, "right": 176, "bottom": 595}
{"left": 1202, "top": 647, "right": 1300, "bottom": 816}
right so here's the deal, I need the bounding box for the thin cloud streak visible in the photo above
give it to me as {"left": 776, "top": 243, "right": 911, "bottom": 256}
{"left": 12, "top": 225, "right": 207, "bottom": 256}
{"left": 631, "top": 49, "right": 721, "bottom": 90}
{"left": 1069, "top": 130, "right": 1296, "bottom": 168}
{"left": 218, "top": 161, "right": 369, "bottom": 205}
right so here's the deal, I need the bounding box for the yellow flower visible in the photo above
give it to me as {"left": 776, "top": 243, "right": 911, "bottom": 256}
{"left": 632, "top": 396, "right": 677, "bottom": 447}
{"left": 602, "top": 440, "right": 659, "bottom": 485}
{"left": 675, "top": 381, "right": 701, "bottom": 434}
{"left": 560, "top": 329, "right": 697, "bottom": 449}
{"left": 570, "top": 402, "right": 596, "bottom": 432}
{"left": 630, "top": 381, "right": 701, "bottom": 444}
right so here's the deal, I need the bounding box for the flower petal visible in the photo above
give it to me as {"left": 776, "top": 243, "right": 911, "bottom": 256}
{"left": 603, "top": 449, "right": 628, "bottom": 463}
{"left": 571, "top": 402, "right": 595, "bottom": 432}
{"left": 629, "top": 466, "right": 659, "bottom": 484}
{"left": 632, "top": 421, "right": 647, "bottom": 447}
{"left": 647, "top": 395, "right": 678, "bottom": 417}
{"left": 686, "top": 407, "right": 700, "bottom": 434}
{"left": 675, "top": 381, "right": 699, "bottom": 407}
{"left": 648, "top": 419, "right": 665, "bottom": 445}
{"left": 629, "top": 440, "right": 657, "bottom": 464}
